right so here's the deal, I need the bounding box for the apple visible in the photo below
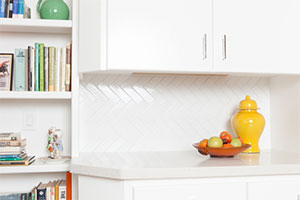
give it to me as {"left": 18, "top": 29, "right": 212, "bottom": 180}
{"left": 230, "top": 138, "right": 242, "bottom": 147}
{"left": 208, "top": 137, "right": 223, "bottom": 148}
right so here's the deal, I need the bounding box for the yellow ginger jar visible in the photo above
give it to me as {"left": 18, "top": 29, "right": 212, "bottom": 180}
{"left": 231, "top": 96, "right": 265, "bottom": 153}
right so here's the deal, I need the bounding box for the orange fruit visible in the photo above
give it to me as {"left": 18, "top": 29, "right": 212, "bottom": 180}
{"left": 219, "top": 131, "right": 232, "bottom": 143}
{"left": 199, "top": 139, "right": 208, "bottom": 148}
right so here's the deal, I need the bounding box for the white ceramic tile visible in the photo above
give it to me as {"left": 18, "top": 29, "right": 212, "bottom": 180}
{"left": 79, "top": 74, "right": 270, "bottom": 152}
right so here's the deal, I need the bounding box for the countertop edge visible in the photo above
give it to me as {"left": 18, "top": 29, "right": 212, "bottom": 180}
{"left": 70, "top": 164, "right": 300, "bottom": 180}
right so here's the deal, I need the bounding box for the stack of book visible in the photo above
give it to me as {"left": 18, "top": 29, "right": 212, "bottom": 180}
{"left": 14, "top": 42, "right": 72, "bottom": 92}
{"left": 0, "top": 132, "right": 35, "bottom": 166}
{"left": 0, "top": 0, "right": 31, "bottom": 18}
{"left": 0, "top": 174, "right": 72, "bottom": 200}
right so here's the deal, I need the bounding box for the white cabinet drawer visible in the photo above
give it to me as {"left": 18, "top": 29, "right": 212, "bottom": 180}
{"left": 248, "top": 180, "right": 300, "bottom": 200}
{"left": 134, "top": 182, "right": 247, "bottom": 200}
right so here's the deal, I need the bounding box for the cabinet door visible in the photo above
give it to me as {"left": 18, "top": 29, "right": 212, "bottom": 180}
{"left": 213, "top": 0, "right": 284, "bottom": 73}
{"left": 134, "top": 182, "right": 247, "bottom": 200}
{"left": 107, "top": 0, "right": 213, "bottom": 72}
{"left": 248, "top": 180, "right": 300, "bottom": 200}
{"left": 278, "top": 0, "right": 300, "bottom": 74}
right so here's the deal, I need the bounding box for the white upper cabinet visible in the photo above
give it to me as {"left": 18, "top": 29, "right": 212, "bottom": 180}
{"left": 107, "top": 0, "right": 213, "bottom": 72}
{"left": 79, "top": 0, "right": 213, "bottom": 73}
{"left": 79, "top": 0, "right": 300, "bottom": 74}
{"left": 213, "top": 0, "right": 283, "bottom": 74}
{"left": 278, "top": 0, "right": 300, "bottom": 74}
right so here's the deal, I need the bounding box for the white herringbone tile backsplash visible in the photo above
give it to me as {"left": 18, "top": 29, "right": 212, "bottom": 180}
{"left": 79, "top": 74, "right": 270, "bottom": 152}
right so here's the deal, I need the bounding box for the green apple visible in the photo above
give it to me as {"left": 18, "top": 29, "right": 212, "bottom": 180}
{"left": 230, "top": 138, "right": 242, "bottom": 147}
{"left": 208, "top": 137, "right": 223, "bottom": 148}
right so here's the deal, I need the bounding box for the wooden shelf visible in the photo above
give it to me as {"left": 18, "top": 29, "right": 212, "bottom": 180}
{"left": 0, "top": 91, "right": 72, "bottom": 99}
{"left": 0, "top": 159, "right": 70, "bottom": 174}
{"left": 0, "top": 18, "right": 72, "bottom": 34}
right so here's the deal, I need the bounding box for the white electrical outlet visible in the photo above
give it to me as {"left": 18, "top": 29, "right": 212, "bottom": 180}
{"left": 23, "top": 111, "right": 37, "bottom": 131}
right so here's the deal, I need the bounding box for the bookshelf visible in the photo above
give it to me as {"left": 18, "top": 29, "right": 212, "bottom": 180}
{"left": 0, "top": 161, "right": 70, "bottom": 174}
{"left": 0, "top": 91, "right": 72, "bottom": 99}
{"left": 0, "top": 0, "right": 79, "bottom": 197}
{"left": 0, "top": 18, "right": 72, "bottom": 34}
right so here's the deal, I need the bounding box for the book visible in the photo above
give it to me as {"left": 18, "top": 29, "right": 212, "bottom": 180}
{"left": 17, "top": 0, "right": 23, "bottom": 18}
{"left": 0, "top": 145, "right": 25, "bottom": 152}
{"left": 39, "top": 43, "right": 44, "bottom": 91}
{"left": 23, "top": 3, "right": 30, "bottom": 18}
{"left": 0, "top": 138, "right": 26, "bottom": 147}
{"left": 0, "top": 0, "right": 5, "bottom": 18}
{"left": 0, "top": 152, "right": 26, "bottom": 158}
{"left": 0, "top": 155, "right": 35, "bottom": 166}
{"left": 34, "top": 43, "right": 39, "bottom": 91}
{"left": 58, "top": 180, "right": 66, "bottom": 200}
{"left": 28, "top": 46, "right": 34, "bottom": 91}
{"left": 12, "top": 0, "right": 17, "bottom": 18}
{"left": 4, "top": 0, "right": 8, "bottom": 17}
{"left": 0, "top": 193, "right": 29, "bottom": 200}
{"left": 15, "top": 49, "right": 26, "bottom": 91}
{"left": 37, "top": 183, "right": 47, "bottom": 200}
{"left": 0, "top": 132, "right": 21, "bottom": 141}
{"left": 48, "top": 47, "right": 55, "bottom": 91}
{"left": 46, "top": 181, "right": 52, "bottom": 200}
{"left": 8, "top": 0, "right": 12, "bottom": 18}
{"left": 60, "top": 48, "right": 66, "bottom": 92}
{"left": 44, "top": 47, "right": 49, "bottom": 92}
{"left": 20, "top": 193, "right": 27, "bottom": 200}
{"left": 55, "top": 47, "right": 61, "bottom": 91}
{"left": 34, "top": 182, "right": 42, "bottom": 200}
{"left": 66, "top": 172, "right": 72, "bottom": 200}
{"left": 55, "top": 180, "right": 62, "bottom": 200}
{"left": 25, "top": 49, "right": 28, "bottom": 91}
{"left": 65, "top": 44, "right": 71, "bottom": 92}
{"left": 0, "top": 153, "right": 26, "bottom": 161}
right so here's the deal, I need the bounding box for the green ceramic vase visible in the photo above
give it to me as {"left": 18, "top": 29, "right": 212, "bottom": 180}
{"left": 37, "top": 0, "right": 69, "bottom": 20}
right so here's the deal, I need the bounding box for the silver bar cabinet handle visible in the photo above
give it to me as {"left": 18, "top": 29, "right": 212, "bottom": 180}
{"left": 223, "top": 35, "right": 227, "bottom": 60}
{"left": 203, "top": 34, "right": 207, "bottom": 60}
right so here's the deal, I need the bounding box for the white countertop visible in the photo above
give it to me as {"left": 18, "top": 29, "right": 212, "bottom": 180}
{"left": 70, "top": 150, "right": 300, "bottom": 180}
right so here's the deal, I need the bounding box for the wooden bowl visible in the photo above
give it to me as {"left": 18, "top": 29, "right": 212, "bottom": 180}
{"left": 193, "top": 143, "right": 251, "bottom": 158}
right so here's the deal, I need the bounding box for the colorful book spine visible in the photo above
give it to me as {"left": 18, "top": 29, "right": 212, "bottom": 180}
{"left": 17, "top": 0, "right": 23, "bottom": 18}
{"left": 0, "top": 157, "right": 22, "bottom": 161}
{"left": 8, "top": 0, "right": 12, "bottom": 18}
{"left": 34, "top": 43, "right": 39, "bottom": 91}
{"left": 0, "top": 0, "right": 5, "bottom": 18}
{"left": 65, "top": 44, "right": 71, "bottom": 92}
{"left": 15, "top": 49, "right": 26, "bottom": 91}
{"left": 59, "top": 180, "right": 66, "bottom": 200}
{"left": 48, "top": 47, "right": 55, "bottom": 91}
{"left": 4, "top": 0, "right": 8, "bottom": 17}
{"left": 37, "top": 187, "right": 46, "bottom": 200}
{"left": 60, "top": 47, "right": 66, "bottom": 92}
{"left": 55, "top": 47, "right": 61, "bottom": 91}
{"left": 12, "top": 0, "right": 18, "bottom": 18}
{"left": 28, "top": 46, "right": 33, "bottom": 91}
{"left": 39, "top": 43, "right": 44, "bottom": 91}
{"left": 66, "top": 172, "right": 72, "bottom": 200}
{"left": 25, "top": 49, "right": 28, "bottom": 91}
{"left": 30, "top": 46, "right": 35, "bottom": 91}
{"left": 44, "top": 47, "right": 49, "bottom": 92}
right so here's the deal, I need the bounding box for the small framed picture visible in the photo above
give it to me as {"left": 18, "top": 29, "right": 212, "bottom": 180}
{"left": 0, "top": 53, "right": 14, "bottom": 91}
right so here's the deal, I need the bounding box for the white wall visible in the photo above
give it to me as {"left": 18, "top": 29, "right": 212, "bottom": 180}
{"left": 79, "top": 74, "right": 271, "bottom": 152}
{"left": 0, "top": 99, "right": 71, "bottom": 157}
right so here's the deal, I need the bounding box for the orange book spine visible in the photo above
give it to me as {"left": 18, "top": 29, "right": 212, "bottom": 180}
{"left": 66, "top": 172, "right": 72, "bottom": 200}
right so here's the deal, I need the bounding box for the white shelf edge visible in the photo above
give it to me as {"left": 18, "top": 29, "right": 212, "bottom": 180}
{"left": 0, "top": 160, "right": 70, "bottom": 174}
{"left": 0, "top": 91, "right": 72, "bottom": 99}
{"left": 0, "top": 18, "right": 72, "bottom": 34}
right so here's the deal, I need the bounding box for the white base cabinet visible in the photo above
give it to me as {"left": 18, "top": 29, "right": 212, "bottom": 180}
{"left": 78, "top": 175, "right": 300, "bottom": 200}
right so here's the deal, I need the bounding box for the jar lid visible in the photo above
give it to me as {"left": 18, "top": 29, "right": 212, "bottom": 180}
{"left": 239, "top": 95, "right": 257, "bottom": 110}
